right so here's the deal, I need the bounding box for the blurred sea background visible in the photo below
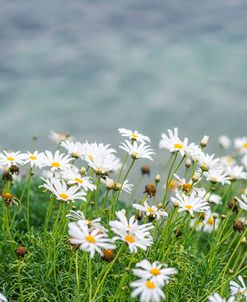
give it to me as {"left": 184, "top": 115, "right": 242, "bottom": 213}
{"left": 0, "top": 0, "right": 247, "bottom": 155}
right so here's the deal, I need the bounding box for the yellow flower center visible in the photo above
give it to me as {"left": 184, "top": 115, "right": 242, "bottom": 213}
{"left": 88, "top": 154, "right": 94, "bottom": 161}
{"left": 59, "top": 193, "right": 69, "bottom": 200}
{"left": 75, "top": 178, "right": 83, "bottom": 184}
{"left": 7, "top": 157, "right": 14, "bottom": 161}
{"left": 174, "top": 143, "right": 183, "bottom": 149}
{"left": 131, "top": 133, "right": 139, "bottom": 140}
{"left": 149, "top": 268, "right": 160, "bottom": 275}
{"left": 51, "top": 161, "right": 61, "bottom": 168}
{"left": 183, "top": 183, "right": 192, "bottom": 191}
{"left": 29, "top": 155, "right": 37, "bottom": 161}
{"left": 124, "top": 235, "right": 135, "bottom": 243}
{"left": 185, "top": 205, "right": 193, "bottom": 210}
{"left": 145, "top": 280, "right": 156, "bottom": 289}
{"left": 243, "top": 143, "right": 247, "bottom": 148}
{"left": 147, "top": 207, "right": 155, "bottom": 213}
{"left": 169, "top": 179, "right": 176, "bottom": 190}
{"left": 85, "top": 235, "right": 96, "bottom": 243}
{"left": 207, "top": 217, "right": 214, "bottom": 225}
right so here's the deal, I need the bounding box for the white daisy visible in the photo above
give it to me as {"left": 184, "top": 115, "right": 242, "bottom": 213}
{"left": 198, "top": 153, "right": 221, "bottom": 172}
{"left": 202, "top": 211, "right": 220, "bottom": 233}
{"left": 61, "top": 167, "right": 96, "bottom": 191}
{"left": 42, "top": 150, "right": 72, "bottom": 171}
{"left": 0, "top": 151, "right": 26, "bottom": 167}
{"left": 132, "top": 259, "right": 177, "bottom": 286}
{"left": 234, "top": 137, "right": 247, "bottom": 154}
{"left": 61, "top": 140, "right": 84, "bottom": 158}
{"left": 130, "top": 278, "right": 165, "bottom": 302}
{"left": 171, "top": 190, "right": 209, "bottom": 215}
{"left": 66, "top": 210, "right": 107, "bottom": 232}
{"left": 119, "top": 140, "right": 155, "bottom": 161}
{"left": 87, "top": 153, "right": 121, "bottom": 175}
{"left": 227, "top": 165, "right": 247, "bottom": 181}
{"left": 82, "top": 142, "right": 116, "bottom": 163}
{"left": 109, "top": 210, "right": 154, "bottom": 253}
{"left": 221, "top": 156, "right": 236, "bottom": 168}
{"left": 68, "top": 221, "right": 115, "bottom": 258}
{"left": 133, "top": 201, "right": 168, "bottom": 220}
{"left": 230, "top": 275, "right": 247, "bottom": 298}
{"left": 23, "top": 151, "right": 45, "bottom": 168}
{"left": 118, "top": 128, "right": 151, "bottom": 143}
{"left": 42, "top": 178, "right": 86, "bottom": 202}
{"left": 208, "top": 293, "right": 235, "bottom": 302}
{"left": 219, "top": 135, "right": 231, "bottom": 149}
{"left": 238, "top": 194, "right": 247, "bottom": 211}
{"left": 159, "top": 127, "right": 188, "bottom": 156}
{"left": 204, "top": 168, "right": 230, "bottom": 185}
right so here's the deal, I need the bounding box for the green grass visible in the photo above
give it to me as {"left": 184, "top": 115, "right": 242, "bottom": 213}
{"left": 0, "top": 175, "right": 246, "bottom": 302}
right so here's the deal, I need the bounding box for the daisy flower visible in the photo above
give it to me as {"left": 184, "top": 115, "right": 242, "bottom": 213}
{"left": 23, "top": 151, "right": 45, "bottom": 168}
{"left": 198, "top": 153, "right": 221, "bottom": 172}
{"left": 204, "top": 168, "right": 230, "bottom": 185}
{"left": 132, "top": 259, "right": 177, "bottom": 286}
{"left": 234, "top": 137, "right": 247, "bottom": 154}
{"left": 61, "top": 167, "right": 96, "bottom": 191}
{"left": 171, "top": 190, "right": 209, "bottom": 215}
{"left": 237, "top": 194, "right": 247, "bottom": 211}
{"left": 185, "top": 142, "right": 203, "bottom": 161}
{"left": 0, "top": 151, "right": 26, "bottom": 167}
{"left": 130, "top": 278, "right": 165, "bottom": 302}
{"left": 119, "top": 140, "right": 155, "bottom": 161}
{"left": 42, "top": 178, "right": 86, "bottom": 202}
{"left": 49, "top": 131, "right": 72, "bottom": 144}
{"left": 208, "top": 293, "right": 235, "bottom": 302}
{"left": 61, "top": 140, "right": 84, "bottom": 158}
{"left": 66, "top": 210, "right": 107, "bottom": 232}
{"left": 221, "top": 156, "right": 236, "bottom": 167}
{"left": 68, "top": 221, "right": 115, "bottom": 258}
{"left": 42, "top": 150, "right": 72, "bottom": 171}
{"left": 202, "top": 211, "right": 220, "bottom": 233}
{"left": 133, "top": 201, "right": 168, "bottom": 220}
{"left": 88, "top": 153, "right": 121, "bottom": 175}
{"left": 219, "top": 135, "right": 231, "bottom": 149}
{"left": 227, "top": 165, "right": 247, "bottom": 181}
{"left": 230, "top": 275, "right": 247, "bottom": 298}
{"left": 109, "top": 210, "right": 154, "bottom": 253}
{"left": 118, "top": 128, "right": 151, "bottom": 143}
{"left": 159, "top": 128, "right": 188, "bottom": 156}
{"left": 241, "top": 155, "right": 247, "bottom": 170}
{"left": 82, "top": 142, "right": 116, "bottom": 163}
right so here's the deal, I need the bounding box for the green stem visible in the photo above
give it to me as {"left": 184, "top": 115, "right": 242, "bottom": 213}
{"left": 26, "top": 167, "right": 32, "bottom": 232}
{"left": 162, "top": 153, "right": 178, "bottom": 205}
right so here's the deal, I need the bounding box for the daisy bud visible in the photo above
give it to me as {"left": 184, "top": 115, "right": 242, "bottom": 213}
{"left": 15, "top": 246, "right": 27, "bottom": 257}
{"left": 141, "top": 166, "right": 150, "bottom": 176}
{"left": 71, "top": 152, "right": 80, "bottom": 159}
{"left": 10, "top": 165, "right": 19, "bottom": 175}
{"left": 200, "top": 135, "right": 209, "bottom": 148}
{"left": 228, "top": 197, "right": 239, "bottom": 212}
{"left": 155, "top": 174, "right": 161, "bottom": 183}
{"left": 2, "top": 171, "right": 12, "bottom": 182}
{"left": 135, "top": 210, "right": 144, "bottom": 221}
{"left": 210, "top": 177, "right": 218, "bottom": 185}
{"left": 185, "top": 159, "right": 192, "bottom": 168}
{"left": 229, "top": 269, "right": 234, "bottom": 274}
{"left": 192, "top": 172, "right": 201, "bottom": 183}
{"left": 157, "top": 203, "right": 163, "bottom": 209}
{"left": 144, "top": 184, "right": 156, "bottom": 198}
{"left": 80, "top": 167, "right": 86, "bottom": 176}
{"left": 233, "top": 220, "right": 245, "bottom": 232}
{"left": 199, "top": 212, "right": 206, "bottom": 220}
{"left": 240, "top": 237, "right": 247, "bottom": 245}
{"left": 113, "top": 182, "right": 121, "bottom": 191}
{"left": 221, "top": 214, "right": 227, "bottom": 220}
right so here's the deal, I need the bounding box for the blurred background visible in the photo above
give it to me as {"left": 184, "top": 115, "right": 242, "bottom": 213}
{"left": 0, "top": 0, "right": 247, "bottom": 153}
